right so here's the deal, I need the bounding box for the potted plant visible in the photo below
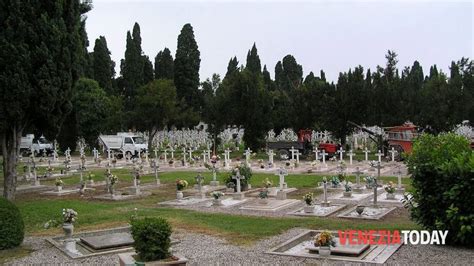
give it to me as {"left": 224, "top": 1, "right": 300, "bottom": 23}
{"left": 384, "top": 181, "right": 396, "bottom": 199}
{"left": 119, "top": 217, "right": 188, "bottom": 265}
{"left": 364, "top": 176, "right": 375, "bottom": 189}
{"left": 55, "top": 178, "right": 64, "bottom": 192}
{"left": 303, "top": 192, "right": 314, "bottom": 213}
{"left": 176, "top": 179, "right": 188, "bottom": 200}
{"left": 62, "top": 208, "right": 77, "bottom": 238}
{"left": 343, "top": 181, "right": 352, "bottom": 197}
{"left": 211, "top": 191, "right": 224, "bottom": 206}
{"left": 314, "top": 230, "right": 336, "bottom": 257}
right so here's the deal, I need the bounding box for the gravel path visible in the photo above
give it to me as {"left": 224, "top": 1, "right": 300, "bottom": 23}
{"left": 6, "top": 229, "right": 473, "bottom": 265}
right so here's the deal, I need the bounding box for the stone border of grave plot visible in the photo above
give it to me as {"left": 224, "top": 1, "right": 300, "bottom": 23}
{"left": 93, "top": 191, "right": 151, "bottom": 201}
{"left": 46, "top": 226, "right": 134, "bottom": 259}
{"left": 266, "top": 229, "right": 403, "bottom": 264}
{"left": 158, "top": 196, "right": 212, "bottom": 206}
{"left": 288, "top": 203, "right": 347, "bottom": 217}
{"left": 337, "top": 205, "right": 397, "bottom": 220}
{"left": 41, "top": 189, "right": 80, "bottom": 196}
{"left": 370, "top": 192, "right": 405, "bottom": 206}
{"left": 239, "top": 199, "right": 301, "bottom": 212}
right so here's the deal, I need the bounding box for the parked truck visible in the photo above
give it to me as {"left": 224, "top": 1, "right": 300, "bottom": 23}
{"left": 20, "top": 134, "right": 54, "bottom": 156}
{"left": 266, "top": 129, "right": 313, "bottom": 159}
{"left": 98, "top": 133, "right": 148, "bottom": 158}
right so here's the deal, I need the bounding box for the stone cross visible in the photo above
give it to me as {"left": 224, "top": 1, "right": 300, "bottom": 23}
{"left": 92, "top": 148, "right": 98, "bottom": 160}
{"left": 163, "top": 149, "right": 168, "bottom": 162}
{"left": 244, "top": 148, "right": 252, "bottom": 166}
{"left": 223, "top": 149, "right": 231, "bottom": 168}
{"left": 375, "top": 150, "right": 383, "bottom": 163}
{"left": 232, "top": 169, "right": 245, "bottom": 194}
{"left": 348, "top": 150, "right": 354, "bottom": 165}
{"left": 337, "top": 147, "right": 345, "bottom": 161}
{"left": 313, "top": 147, "right": 319, "bottom": 161}
{"left": 195, "top": 173, "right": 204, "bottom": 194}
{"left": 187, "top": 147, "right": 193, "bottom": 161}
{"left": 65, "top": 147, "right": 71, "bottom": 160}
{"left": 394, "top": 166, "right": 403, "bottom": 189}
{"left": 182, "top": 148, "right": 187, "bottom": 164}
{"left": 389, "top": 147, "right": 396, "bottom": 162}
{"left": 53, "top": 141, "right": 58, "bottom": 161}
{"left": 353, "top": 167, "right": 364, "bottom": 189}
{"left": 107, "top": 148, "right": 111, "bottom": 161}
{"left": 363, "top": 147, "right": 370, "bottom": 161}
{"left": 169, "top": 147, "right": 175, "bottom": 160}
{"left": 373, "top": 161, "right": 382, "bottom": 206}
{"left": 275, "top": 167, "right": 288, "bottom": 190}
{"left": 295, "top": 150, "right": 301, "bottom": 164}
{"left": 321, "top": 150, "right": 327, "bottom": 165}
{"left": 322, "top": 177, "right": 329, "bottom": 206}
{"left": 202, "top": 150, "right": 208, "bottom": 163}
{"left": 267, "top": 149, "right": 274, "bottom": 165}
{"left": 154, "top": 148, "right": 158, "bottom": 159}
{"left": 152, "top": 159, "right": 160, "bottom": 185}
{"left": 289, "top": 147, "right": 298, "bottom": 161}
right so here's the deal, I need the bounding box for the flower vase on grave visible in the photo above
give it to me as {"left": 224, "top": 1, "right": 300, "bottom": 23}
{"left": 386, "top": 193, "right": 395, "bottom": 200}
{"left": 63, "top": 223, "right": 74, "bottom": 238}
{"left": 304, "top": 205, "right": 314, "bottom": 213}
{"left": 356, "top": 206, "right": 365, "bottom": 215}
{"left": 177, "top": 191, "right": 184, "bottom": 200}
{"left": 318, "top": 246, "right": 331, "bottom": 257}
{"left": 212, "top": 198, "right": 222, "bottom": 206}
{"left": 56, "top": 186, "right": 63, "bottom": 192}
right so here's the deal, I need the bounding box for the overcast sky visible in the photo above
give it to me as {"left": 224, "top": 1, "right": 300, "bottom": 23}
{"left": 85, "top": 0, "right": 473, "bottom": 82}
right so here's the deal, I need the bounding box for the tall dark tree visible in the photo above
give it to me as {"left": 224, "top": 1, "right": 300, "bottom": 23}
{"left": 274, "top": 55, "right": 303, "bottom": 91}
{"left": 174, "top": 23, "right": 201, "bottom": 114}
{"left": 0, "top": 0, "right": 91, "bottom": 200}
{"left": 121, "top": 23, "right": 144, "bottom": 114}
{"left": 143, "top": 55, "right": 154, "bottom": 84}
{"left": 262, "top": 65, "right": 274, "bottom": 91}
{"left": 245, "top": 43, "right": 261, "bottom": 74}
{"left": 93, "top": 36, "right": 115, "bottom": 93}
{"left": 225, "top": 56, "right": 239, "bottom": 78}
{"left": 154, "top": 48, "right": 174, "bottom": 79}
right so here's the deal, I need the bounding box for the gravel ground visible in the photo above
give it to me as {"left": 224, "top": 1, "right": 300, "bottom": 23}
{"left": 6, "top": 228, "right": 473, "bottom": 265}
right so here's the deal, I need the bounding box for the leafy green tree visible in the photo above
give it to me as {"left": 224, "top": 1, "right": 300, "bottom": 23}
{"left": 174, "top": 23, "right": 201, "bottom": 114}
{"left": 154, "top": 48, "right": 174, "bottom": 79}
{"left": 134, "top": 79, "right": 178, "bottom": 151}
{"left": 0, "top": 0, "right": 91, "bottom": 200}
{"left": 73, "top": 78, "right": 112, "bottom": 147}
{"left": 201, "top": 74, "right": 226, "bottom": 149}
{"left": 93, "top": 36, "right": 115, "bottom": 93}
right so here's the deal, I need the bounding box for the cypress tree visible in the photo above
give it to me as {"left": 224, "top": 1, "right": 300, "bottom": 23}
{"left": 0, "top": 0, "right": 91, "bottom": 200}
{"left": 143, "top": 55, "right": 154, "bottom": 84}
{"left": 245, "top": 43, "right": 261, "bottom": 74}
{"left": 154, "top": 48, "right": 174, "bottom": 79}
{"left": 225, "top": 56, "right": 239, "bottom": 78}
{"left": 93, "top": 36, "right": 115, "bottom": 93}
{"left": 174, "top": 23, "right": 201, "bottom": 112}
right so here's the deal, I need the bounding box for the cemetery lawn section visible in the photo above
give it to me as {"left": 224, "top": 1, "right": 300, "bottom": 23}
{"left": 11, "top": 170, "right": 416, "bottom": 246}
{"left": 16, "top": 198, "right": 418, "bottom": 246}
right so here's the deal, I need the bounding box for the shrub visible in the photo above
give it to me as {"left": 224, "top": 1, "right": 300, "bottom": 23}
{"left": 130, "top": 217, "right": 172, "bottom": 261}
{"left": 225, "top": 164, "right": 253, "bottom": 188}
{"left": 0, "top": 197, "right": 25, "bottom": 249}
{"left": 405, "top": 133, "right": 473, "bottom": 246}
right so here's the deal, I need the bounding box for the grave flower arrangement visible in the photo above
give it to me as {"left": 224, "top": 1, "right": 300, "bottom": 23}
{"left": 303, "top": 193, "right": 313, "bottom": 206}
{"left": 262, "top": 178, "right": 273, "bottom": 188}
{"left": 55, "top": 178, "right": 64, "bottom": 187}
{"left": 62, "top": 208, "right": 78, "bottom": 224}
{"left": 47, "top": 165, "right": 54, "bottom": 175}
{"left": 176, "top": 179, "right": 188, "bottom": 191}
{"left": 384, "top": 181, "right": 395, "bottom": 194}
{"left": 344, "top": 181, "right": 352, "bottom": 192}
{"left": 314, "top": 231, "right": 336, "bottom": 247}
{"left": 226, "top": 182, "right": 235, "bottom": 189}
{"left": 211, "top": 191, "right": 224, "bottom": 200}
{"left": 364, "top": 176, "right": 375, "bottom": 188}
{"left": 109, "top": 174, "right": 118, "bottom": 186}
{"left": 258, "top": 190, "right": 269, "bottom": 199}
{"left": 330, "top": 176, "right": 340, "bottom": 188}
{"left": 87, "top": 173, "right": 95, "bottom": 181}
